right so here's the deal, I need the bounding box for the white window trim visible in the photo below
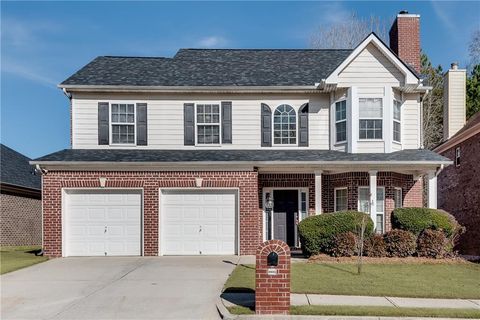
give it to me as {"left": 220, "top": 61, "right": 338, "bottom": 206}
{"left": 272, "top": 104, "right": 298, "bottom": 146}
{"left": 109, "top": 102, "right": 136, "bottom": 146}
{"left": 334, "top": 187, "right": 348, "bottom": 212}
{"left": 358, "top": 98, "right": 384, "bottom": 141}
{"left": 358, "top": 186, "right": 385, "bottom": 233}
{"left": 194, "top": 103, "right": 222, "bottom": 146}
{"left": 393, "top": 99, "right": 402, "bottom": 143}
{"left": 335, "top": 99, "right": 347, "bottom": 144}
{"left": 394, "top": 187, "right": 403, "bottom": 208}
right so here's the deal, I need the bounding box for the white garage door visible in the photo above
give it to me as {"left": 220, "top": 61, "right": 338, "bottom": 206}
{"left": 65, "top": 190, "right": 142, "bottom": 257}
{"left": 160, "top": 190, "right": 237, "bottom": 255}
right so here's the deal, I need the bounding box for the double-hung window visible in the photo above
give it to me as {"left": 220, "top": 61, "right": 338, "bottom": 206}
{"left": 335, "top": 100, "right": 347, "bottom": 143}
{"left": 359, "top": 98, "right": 383, "bottom": 140}
{"left": 393, "top": 100, "right": 402, "bottom": 143}
{"left": 394, "top": 187, "right": 403, "bottom": 208}
{"left": 334, "top": 188, "right": 348, "bottom": 212}
{"left": 196, "top": 104, "right": 220, "bottom": 144}
{"left": 111, "top": 103, "right": 135, "bottom": 144}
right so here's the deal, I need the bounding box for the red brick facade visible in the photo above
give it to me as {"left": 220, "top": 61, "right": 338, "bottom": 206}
{"left": 42, "top": 170, "right": 423, "bottom": 257}
{"left": 255, "top": 240, "right": 290, "bottom": 315}
{"left": 438, "top": 133, "right": 480, "bottom": 255}
{"left": 389, "top": 14, "right": 421, "bottom": 73}
{"left": 42, "top": 170, "right": 261, "bottom": 257}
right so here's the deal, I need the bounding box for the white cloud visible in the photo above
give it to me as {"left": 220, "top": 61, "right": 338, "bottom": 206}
{"left": 197, "top": 36, "right": 228, "bottom": 48}
{"left": 1, "top": 17, "right": 59, "bottom": 48}
{"left": 430, "top": 1, "right": 457, "bottom": 35}
{"left": 2, "top": 60, "right": 57, "bottom": 88}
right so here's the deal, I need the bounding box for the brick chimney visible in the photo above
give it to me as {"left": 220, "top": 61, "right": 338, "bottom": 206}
{"left": 443, "top": 62, "right": 466, "bottom": 140}
{"left": 389, "top": 11, "right": 421, "bottom": 73}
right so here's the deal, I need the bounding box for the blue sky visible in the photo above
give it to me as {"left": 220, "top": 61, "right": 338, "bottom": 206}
{"left": 1, "top": 1, "right": 479, "bottom": 158}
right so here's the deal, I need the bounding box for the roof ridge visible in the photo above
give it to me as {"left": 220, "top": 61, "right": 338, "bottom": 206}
{"left": 177, "top": 48, "right": 353, "bottom": 51}
{"left": 101, "top": 56, "right": 172, "bottom": 60}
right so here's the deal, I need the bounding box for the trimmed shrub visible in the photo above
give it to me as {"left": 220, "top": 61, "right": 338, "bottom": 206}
{"left": 383, "top": 229, "right": 417, "bottom": 257}
{"left": 329, "top": 232, "right": 357, "bottom": 257}
{"left": 392, "top": 208, "right": 459, "bottom": 238}
{"left": 363, "top": 234, "right": 387, "bottom": 257}
{"left": 417, "top": 229, "right": 447, "bottom": 258}
{"left": 298, "top": 211, "right": 374, "bottom": 256}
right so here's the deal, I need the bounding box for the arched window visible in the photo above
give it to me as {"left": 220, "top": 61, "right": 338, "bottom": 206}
{"left": 273, "top": 104, "right": 296, "bottom": 145}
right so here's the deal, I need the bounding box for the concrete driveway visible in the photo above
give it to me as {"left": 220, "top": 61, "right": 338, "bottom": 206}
{"left": 1, "top": 256, "right": 239, "bottom": 320}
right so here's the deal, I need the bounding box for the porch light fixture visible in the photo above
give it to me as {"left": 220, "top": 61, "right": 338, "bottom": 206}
{"left": 265, "top": 193, "right": 274, "bottom": 210}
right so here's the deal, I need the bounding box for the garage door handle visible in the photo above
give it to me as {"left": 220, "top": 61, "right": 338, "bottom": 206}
{"left": 199, "top": 225, "right": 202, "bottom": 233}
{"left": 104, "top": 226, "right": 107, "bottom": 233}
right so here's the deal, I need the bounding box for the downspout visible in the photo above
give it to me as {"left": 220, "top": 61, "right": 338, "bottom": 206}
{"left": 35, "top": 164, "right": 47, "bottom": 256}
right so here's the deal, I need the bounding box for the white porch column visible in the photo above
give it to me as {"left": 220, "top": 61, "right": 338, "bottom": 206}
{"left": 314, "top": 170, "right": 323, "bottom": 214}
{"left": 427, "top": 170, "right": 438, "bottom": 209}
{"left": 369, "top": 171, "right": 377, "bottom": 229}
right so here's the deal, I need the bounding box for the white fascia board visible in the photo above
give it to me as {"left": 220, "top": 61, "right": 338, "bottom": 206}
{"left": 324, "top": 33, "right": 419, "bottom": 86}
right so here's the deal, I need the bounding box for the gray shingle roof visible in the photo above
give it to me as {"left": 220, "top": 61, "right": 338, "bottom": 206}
{"left": 1, "top": 144, "right": 41, "bottom": 190}
{"left": 60, "top": 49, "right": 352, "bottom": 87}
{"left": 32, "top": 149, "right": 450, "bottom": 164}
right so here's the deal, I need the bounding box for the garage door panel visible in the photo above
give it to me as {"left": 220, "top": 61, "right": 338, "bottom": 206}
{"left": 161, "top": 190, "right": 236, "bottom": 255}
{"left": 65, "top": 190, "right": 141, "bottom": 257}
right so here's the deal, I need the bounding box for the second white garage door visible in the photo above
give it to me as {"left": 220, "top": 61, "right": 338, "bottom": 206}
{"left": 160, "top": 189, "right": 237, "bottom": 255}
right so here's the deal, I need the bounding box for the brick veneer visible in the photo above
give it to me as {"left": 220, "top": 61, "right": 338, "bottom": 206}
{"left": 321, "top": 172, "right": 423, "bottom": 232}
{"left": 255, "top": 240, "right": 291, "bottom": 315}
{"left": 258, "top": 173, "right": 316, "bottom": 214}
{"left": 0, "top": 193, "right": 42, "bottom": 246}
{"left": 389, "top": 14, "right": 421, "bottom": 73}
{"left": 438, "top": 133, "right": 480, "bottom": 255}
{"left": 42, "top": 170, "right": 261, "bottom": 257}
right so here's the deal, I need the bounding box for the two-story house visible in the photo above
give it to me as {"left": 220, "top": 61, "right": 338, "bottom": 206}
{"left": 32, "top": 12, "right": 451, "bottom": 257}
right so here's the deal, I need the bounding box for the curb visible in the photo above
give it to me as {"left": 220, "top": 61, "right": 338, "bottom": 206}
{"left": 216, "top": 297, "right": 237, "bottom": 320}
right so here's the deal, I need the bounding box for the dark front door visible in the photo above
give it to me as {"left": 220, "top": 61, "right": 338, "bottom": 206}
{"left": 273, "top": 190, "right": 298, "bottom": 247}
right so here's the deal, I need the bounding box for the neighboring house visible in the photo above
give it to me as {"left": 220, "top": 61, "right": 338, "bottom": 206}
{"left": 434, "top": 65, "right": 479, "bottom": 256}
{"left": 32, "top": 11, "right": 451, "bottom": 258}
{"left": 1, "top": 144, "right": 42, "bottom": 246}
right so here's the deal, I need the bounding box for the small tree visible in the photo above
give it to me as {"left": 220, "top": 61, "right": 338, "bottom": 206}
{"left": 466, "top": 65, "right": 480, "bottom": 119}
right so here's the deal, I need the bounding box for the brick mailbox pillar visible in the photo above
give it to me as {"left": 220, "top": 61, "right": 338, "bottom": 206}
{"left": 255, "top": 239, "right": 291, "bottom": 315}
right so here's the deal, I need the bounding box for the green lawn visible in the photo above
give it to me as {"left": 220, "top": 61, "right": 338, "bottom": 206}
{"left": 227, "top": 305, "right": 480, "bottom": 318}
{"left": 224, "top": 262, "right": 480, "bottom": 299}
{"left": 0, "top": 246, "right": 48, "bottom": 275}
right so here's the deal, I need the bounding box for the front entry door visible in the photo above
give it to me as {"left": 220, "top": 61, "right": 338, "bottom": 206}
{"left": 273, "top": 190, "right": 299, "bottom": 247}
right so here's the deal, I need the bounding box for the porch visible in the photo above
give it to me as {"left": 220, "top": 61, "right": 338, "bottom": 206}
{"left": 258, "top": 170, "right": 438, "bottom": 246}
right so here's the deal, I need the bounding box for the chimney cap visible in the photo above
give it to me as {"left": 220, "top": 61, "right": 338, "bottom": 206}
{"left": 399, "top": 10, "right": 409, "bottom": 14}
{"left": 451, "top": 62, "right": 458, "bottom": 70}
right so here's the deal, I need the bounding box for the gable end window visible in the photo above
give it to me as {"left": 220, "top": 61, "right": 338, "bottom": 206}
{"left": 335, "top": 100, "right": 347, "bottom": 143}
{"left": 393, "top": 100, "right": 402, "bottom": 143}
{"left": 111, "top": 103, "right": 135, "bottom": 144}
{"left": 359, "top": 98, "right": 383, "bottom": 140}
{"left": 196, "top": 104, "right": 220, "bottom": 144}
{"left": 273, "top": 104, "right": 296, "bottom": 145}
{"left": 455, "top": 147, "right": 461, "bottom": 167}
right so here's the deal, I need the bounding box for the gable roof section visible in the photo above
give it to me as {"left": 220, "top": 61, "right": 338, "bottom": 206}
{"left": 60, "top": 49, "right": 352, "bottom": 88}
{"left": 323, "top": 33, "right": 420, "bottom": 86}
{"left": 1, "top": 144, "right": 41, "bottom": 191}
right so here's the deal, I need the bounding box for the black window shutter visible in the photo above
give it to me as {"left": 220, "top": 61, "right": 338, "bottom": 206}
{"left": 98, "top": 102, "right": 109, "bottom": 145}
{"left": 298, "top": 103, "right": 309, "bottom": 146}
{"left": 261, "top": 103, "right": 272, "bottom": 147}
{"left": 184, "top": 103, "right": 195, "bottom": 146}
{"left": 136, "top": 103, "right": 147, "bottom": 145}
{"left": 221, "top": 101, "right": 232, "bottom": 144}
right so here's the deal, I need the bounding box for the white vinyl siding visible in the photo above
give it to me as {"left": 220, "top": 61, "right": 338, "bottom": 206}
{"left": 402, "top": 94, "right": 421, "bottom": 149}
{"left": 71, "top": 94, "right": 331, "bottom": 150}
{"left": 337, "top": 43, "right": 404, "bottom": 87}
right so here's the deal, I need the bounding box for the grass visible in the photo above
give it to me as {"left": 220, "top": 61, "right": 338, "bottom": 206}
{"left": 0, "top": 246, "right": 48, "bottom": 275}
{"left": 227, "top": 305, "right": 480, "bottom": 318}
{"left": 224, "top": 262, "right": 480, "bottom": 299}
